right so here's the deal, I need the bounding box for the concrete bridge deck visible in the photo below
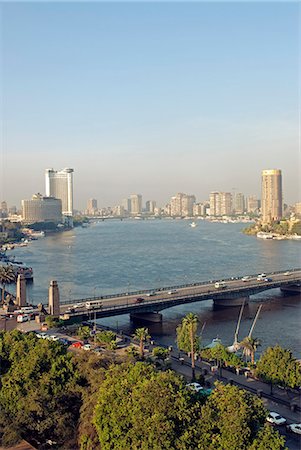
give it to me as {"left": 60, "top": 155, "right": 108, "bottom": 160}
{"left": 60, "top": 269, "right": 301, "bottom": 322}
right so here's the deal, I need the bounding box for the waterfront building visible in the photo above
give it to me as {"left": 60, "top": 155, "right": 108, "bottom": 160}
{"left": 210, "top": 192, "right": 232, "bottom": 216}
{"left": 130, "top": 194, "right": 142, "bottom": 215}
{"left": 234, "top": 193, "right": 245, "bottom": 215}
{"left": 45, "top": 168, "right": 74, "bottom": 216}
{"left": 22, "top": 194, "right": 62, "bottom": 224}
{"left": 1, "top": 201, "right": 8, "bottom": 218}
{"left": 87, "top": 198, "right": 98, "bottom": 215}
{"left": 193, "top": 202, "right": 208, "bottom": 216}
{"left": 169, "top": 193, "right": 195, "bottom": 217}
{"left": 122, "top": 198, "right": 131, "bottom": 213}
{"left": 145, "top": 200, "right": 157, "bottom": 214}
{"left": 261, "top": 169, "right": 282, "bottom": 223}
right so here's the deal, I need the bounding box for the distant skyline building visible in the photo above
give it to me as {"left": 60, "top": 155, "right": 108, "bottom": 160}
{"left": 22, "top": 193, "right": 62, "bottom": 224}
{"left": 209, "top": 192, "right": 232, "bottom": 216}
{"left": 247, "top": 195, "right": 260, "bottom": 214}
{"left": 121, "top": 198, "right": 131, "bottom": 213}
{"left": 261, "top": 169, "right": 282, "bottom": 223}
{"left": 130, "top": 194, "right": 142, "bottom": 215}
{"left": 234, "top": 193, "right": 245, "bottom": 215}
{"left": 87, "top": 198, "right": 98, "bottom": 215}
{"left": 45, "top": 168, "right": 74, "bottom": 216}
{"left": 145, "top": 200, "right": 156, "bottom": 214}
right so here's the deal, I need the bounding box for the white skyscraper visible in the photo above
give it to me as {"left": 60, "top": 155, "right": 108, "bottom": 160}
{"left": 45, "top": 168, "right": 74, "bottom": 216}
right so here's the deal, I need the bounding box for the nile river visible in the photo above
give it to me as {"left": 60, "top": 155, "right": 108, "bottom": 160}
{"left": 10, "top": 219, "right": 301, "bottom": 357}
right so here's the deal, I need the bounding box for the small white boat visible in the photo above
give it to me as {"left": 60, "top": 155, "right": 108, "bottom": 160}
{"left": 256, "top": 232, "right": 273, "bottom": 239}
{"left": 205, "top": 338, "right": 222, "bottom": 349}
{"left": 190, "top": 221, "right": 197, "bottom": 228}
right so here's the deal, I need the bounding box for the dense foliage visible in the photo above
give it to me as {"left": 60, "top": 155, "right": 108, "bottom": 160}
{"left": 0, "top": 330, "right": 289, "bottom": 449}
{"left": 94, "top": 362, "right": 203, "bottom": 450}
{"left": 256, "top": 345, "right": 301, "bottom": 389}
{"left": 0, "top": 330, "right": 80, "bottom": 448}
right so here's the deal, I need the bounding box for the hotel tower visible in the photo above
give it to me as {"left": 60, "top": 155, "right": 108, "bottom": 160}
{"left": 261, "top": 169, "right": 282, "bottom": 223}
{"left": 45, "top": 168, "right": 74, "bottom": 216}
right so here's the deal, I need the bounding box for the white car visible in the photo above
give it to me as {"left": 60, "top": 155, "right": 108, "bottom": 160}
{"left": 168, "top": 290, "right": 178, "bottom": 295}
{"left": 266, "top": 412, "right": 286, "bottom": 425}
{"left": 49, "top": 335, "right": 59, "bottom": 341}
{"left": 286, "top": 423, "right": 301, "bottom": 435}
{"left": 73, "top": 303, "right": 84, "bottom": 309}
{"left": 186, "top": 382, "right": 204, "bottom": 393}
{"left": 83, "top": 344, "right": 92, "bottom": 351}
{"left": 36, "top": 332, "right": 47, "bottom": 339}
{"left": 241, "top": 276, "right": 251, "bottom": 282}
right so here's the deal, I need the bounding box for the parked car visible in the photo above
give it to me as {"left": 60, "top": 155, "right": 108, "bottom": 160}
{"left": 286, "top": 423, "right": 301, "bottom": 435}
{"left": 49, "top": 335, "right": 59, "bottom": 341}
{"left": 71, "top": 341, "right": 83, "bottom": 348}
{"left": 266, "top": 412, "right": 286, "bottom": 425}
{"left": 36, "top": 332, "right": 47, "bottom": 339}
{"left": 186, "top": 382, "right": 204, "bottom": 393}
{"left": 83, "top": 344, "right": 92, "bottom": 351}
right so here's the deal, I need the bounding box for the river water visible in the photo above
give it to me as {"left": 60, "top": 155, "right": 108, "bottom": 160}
{"left": 9, "top": 219, "right": 301, "bottom": 357}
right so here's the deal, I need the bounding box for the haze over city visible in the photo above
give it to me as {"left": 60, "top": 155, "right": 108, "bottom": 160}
{"left": 1, "top": 2, "right": 299, "bottom": 208}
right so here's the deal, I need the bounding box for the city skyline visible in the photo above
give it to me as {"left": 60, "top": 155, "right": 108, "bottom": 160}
{"left": 1, "top": 2, "right": 299, "bottom": 208}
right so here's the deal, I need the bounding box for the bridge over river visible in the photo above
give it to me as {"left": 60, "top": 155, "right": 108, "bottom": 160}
{"left": 60, "top": 269, "right": 301, "bottom": 323}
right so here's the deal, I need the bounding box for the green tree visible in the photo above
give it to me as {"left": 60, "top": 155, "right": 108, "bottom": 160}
{"left": 176, "top": 313, "right": 199, "bottom": 379}
{"left": 249, "top": 423, "right": 287, "bottom": 450}
{"left": 133, "top": 327, "right": 150, "bottom": 358}
{"left": 256, "top": 345, "right": 301, "bottom": 389}
{"left": 240, "top": 337, "right": 261, "bottom": 365}
{"left": 93, "top": 362, "right": 202, "bottom": 450}
{"left": 78, "top": 325, "right": 91, "bottom": 342}
{"left": 0, "top": 331, "right": 81, "bottom": 448}
{"left": 195, "top": 382, "right": 284, "bottom": 450}
{"left": 95, "top": 330, "right": 117, "bottom": 349}
{"left": 0, "top": 265, "right": 15, "bottom": 304}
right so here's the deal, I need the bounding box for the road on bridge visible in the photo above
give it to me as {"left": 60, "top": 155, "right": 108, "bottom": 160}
{"left": 60, "top": 269, "right": 301, "bottom": 316}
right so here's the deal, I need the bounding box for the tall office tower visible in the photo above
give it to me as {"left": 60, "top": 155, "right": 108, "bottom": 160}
{"left": 45, "top": 168, "right": 74, "bottom": 216}
{"left": 234, "top": 193, "right": 245, "bottom": 215}
{"left": 130, "top": 194, "right": 142, "bottom": 215}
{"left": 145, "top": 200, "right": 157, "bottom": 214}
{"left": 209, "top": 192, "right": 221, "bottom": 216}
{"left": 247, "top": 195, "right": 260, "bottom": 214}
{"left": 87, "top": 198, "right": 97, "bottom": 214}
{"left": 170, "top": 193, "right": 183, "bottom": 216}
{"left": 261, "top": 169, "right": 282, "bottom": 223}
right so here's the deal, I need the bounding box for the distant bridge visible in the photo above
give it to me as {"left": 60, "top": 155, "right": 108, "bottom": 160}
{"left": 60, "top": 269, "right": 301, "bottom": 323}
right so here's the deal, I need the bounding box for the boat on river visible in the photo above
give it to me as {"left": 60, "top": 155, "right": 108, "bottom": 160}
{"left": 190, "top": 221, "right": 197, "bottom": 228}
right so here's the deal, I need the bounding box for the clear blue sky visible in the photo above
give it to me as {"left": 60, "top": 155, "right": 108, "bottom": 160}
{"left": 1, "top": 2, "right": 299, "bottom": 208}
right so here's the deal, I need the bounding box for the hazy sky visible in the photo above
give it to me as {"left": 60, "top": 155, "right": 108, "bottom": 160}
{"left": 1, "top": 2, "right": 299, "bottom": 209}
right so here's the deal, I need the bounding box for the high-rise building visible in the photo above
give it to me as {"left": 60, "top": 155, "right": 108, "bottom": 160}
{"left": 234, "top": 193, "right": 245, "bottom": 215}
{"left": 122, "top": 198, "right": 131, "bottom": 213}
{"left": 261, "top": 169, "right": 282, "bottom": 223}
{"left": 182, "top": 195, "right": 196, "bottom": 217}
{"left": 87, "top": 198, "right": 98, "bottom": 215}
{"left": 130, "top": 194, "right": 142, "bottom": 215}
{"left": 22, "top": 194, "right": 62, "bottom": 224}
{"left": 145, "top": 200, "right": 157, "bottom": 214}
{"left": 209, "top": 192, "right": 232, "bottom": 216}
{"left": 45, "top": 168, "right": 74, "bottom": 216}
{"left": 169, "top": 193, "right": 195, "bottom": 217}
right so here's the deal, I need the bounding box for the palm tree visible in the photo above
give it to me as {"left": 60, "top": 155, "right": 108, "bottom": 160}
{"left": 240, "top": 336, "right": 261, "bottom": 365}
{"left": 0, "top": 265, "right": 15, "bottom": 304}
{"left": 176, "top": 313, "right": 199, "bottom": 379}
{"left": 133, "top": 327, "right": 150, "bottom": 358}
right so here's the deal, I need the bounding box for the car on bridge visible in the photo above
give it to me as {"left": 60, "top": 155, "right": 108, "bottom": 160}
{"left": 146, "top": 291, "right": 157, "bottom": 297}
{"left": 135, "top": 297, "right": 144, "bottom": 303}
{"left": 215, "top": 282, "right": 227, "bottom": 289}
{"left": 168, "top": 290, "right": 178, "bottom": 294}
{"left": 241, "top": 276, "right": 251, "bottom": 282}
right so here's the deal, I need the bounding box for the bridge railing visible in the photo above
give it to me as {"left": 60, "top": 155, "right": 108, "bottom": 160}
{"left": 60, "top": 268, "right": 301, "bottom": 305}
